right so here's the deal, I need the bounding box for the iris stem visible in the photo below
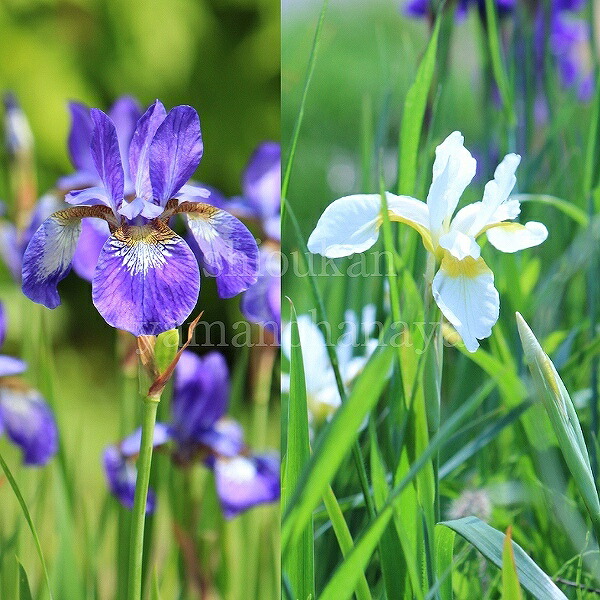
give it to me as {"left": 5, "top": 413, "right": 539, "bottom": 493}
{"left": 127, "top": 391, "right": 161, "bottom": 600}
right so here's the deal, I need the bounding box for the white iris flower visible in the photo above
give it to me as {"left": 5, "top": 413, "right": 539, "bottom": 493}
{"left": 307, "top": 131, "right": 548, "bottom": 352}
{"left": 282, "top": 306, "right": 378, "bottom": 425}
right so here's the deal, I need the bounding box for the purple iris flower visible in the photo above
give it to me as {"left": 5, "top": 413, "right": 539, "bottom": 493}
{"left": 229, "top": 142, "right": 280, "bottom": 241}
{"left": 537, "top": 4, "right": 594, "bottom": 101}
{"left": 240, "top": 244, "right": 280, "bottom": 338}
{"left": 21, "top": 101, "right": 259, "bottom": 336}
{"left": 208, "top": 452, "right": 281, "bottom": 519}
{"left": 0, "top": 302, "right": 58, "bottom": 466}
{"left": 103, "top": 350, "right": 279, "bottom": 517}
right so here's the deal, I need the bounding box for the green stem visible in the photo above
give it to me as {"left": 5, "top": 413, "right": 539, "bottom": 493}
{"left": 127, "top": 392, "right": 161, "bottom": 600}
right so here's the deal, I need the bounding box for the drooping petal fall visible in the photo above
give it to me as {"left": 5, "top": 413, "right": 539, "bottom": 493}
{"left": 0, "top": 387, "right": 58, "bottom": 465}
{"left": 432, "top": 254, "right": 500, "bottom": 353}
{"left": 91, "top": 221, "right": 200, "bottom": 336}
{"left": 486, "top": 221, "right": 548, "bottom": 252}
{"left": 179, "top": 202, "right": 258, "bottom": 298}
{"left": 22, "top": 206, "right": 114, "bottom": 309}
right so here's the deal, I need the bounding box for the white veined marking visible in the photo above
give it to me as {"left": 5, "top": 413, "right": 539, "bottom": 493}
{"left": 40, "top": 217, "right": 81, "bottom": 278}
{"left": 219, "top": 456, "right": 257, "bottom": 484}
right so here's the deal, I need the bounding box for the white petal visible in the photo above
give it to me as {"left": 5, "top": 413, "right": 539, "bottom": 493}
{"left": 427, "top": 132, "right": 476, "bottom": 233}
{"left": 432, "top": 256, "right": 499, "bottom": 353}
{"left": 451, "top": 199, "right": 521, "bottom": 235}
{"left": 307, "top": 194, "right": 382, "bottom": 258}
{"left": 387, "top": 193, "right": 433, "bottom": 250}
{"left": 486, "top": 221, "right": 548, "bottom": 253}
{"left": 439, "top": 229, "right": 481, "bottom": 260}
{"left": 469, "top": 153, "right": 521, "bottom": 235}
{"left": 281, "top": 315, "right": 334, "bottom": 395}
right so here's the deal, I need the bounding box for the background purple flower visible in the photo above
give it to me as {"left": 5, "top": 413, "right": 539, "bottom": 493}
{"left": 103, "top": 350, "right": 279, "bottom": 517}
{"left": 0, "top": 301, "right": 58, "bottom": 466}
{"left": 209, "top": 453, "right": 280, "bottom": 519}
{"left": 241, "top": 244, "right": 280, "bottom": 338}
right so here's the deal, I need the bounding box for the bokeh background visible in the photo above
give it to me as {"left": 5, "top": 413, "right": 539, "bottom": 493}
{"left": 0, "top": 0, "right": 279, "bottom": 598}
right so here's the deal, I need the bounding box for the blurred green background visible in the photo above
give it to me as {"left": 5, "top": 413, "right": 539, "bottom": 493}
{"left": 0, "top": 1, "right": 280, "bottom": 598}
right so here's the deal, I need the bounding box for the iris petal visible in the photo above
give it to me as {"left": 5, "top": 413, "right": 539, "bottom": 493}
{"left": 66, "top": 101, "right": 95, "bottom": 174}
{"left": 149, "top": 105, "right": 203, "bottom": 204}
{"left": 0, "top": 355, "right": 27, "bottom": 377}
{"left": 307, "top": 194, "right": 382, "bottom": 258}
{"left": 0, "top": 387, "right": 58, "bottom": 465}
{"left": 242, "top": 141, "right": 281, "bottom": 219}
{"left": 92, "top": 221, "right": 200, "bottom": 336}
{"left": 90, "top": 109, "right": 124, "bottom": 212}
{"left": 211, "top": 453, "right": 280, "bottom": 519}
{"left": 432, "top": 254, "right": 499, "bottom": 353}
{"left": 72, "top": 218, "right": 110, "bottom": 282}
{"left": 486, "top": 221, "right": 548, "bottom": 253}
{"left": 180, "top": 202, "right": 258, "bottom": 298}
{"left": 172, "top": 351, "right": 229, "bottom": 442}
{"left": 129, "top": 100, "right": 167, "bottom": 200}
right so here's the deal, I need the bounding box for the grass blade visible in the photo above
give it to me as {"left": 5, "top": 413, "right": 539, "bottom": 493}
{"left": 17, "top": 560, "right": 33, "bottom": 600}
{"left": 282, "top": 301, "right": 315, "bottom": 600}
{"left": 502, "top": 526, "right": 523, "bottom": 600}
{"left": 397, "top": 16, "right": 441, "bottom": 196}
{"left": 322, "top": 486, "right": 372, "bottom": 600}
{"left": 281, "top": 0, "right": 329, "bottom": 213}
{"left": 438, "top": 517, "right": 566, "bottom": 600}
{"left": 0, "top": 452, "right": 53, "bottom": 599}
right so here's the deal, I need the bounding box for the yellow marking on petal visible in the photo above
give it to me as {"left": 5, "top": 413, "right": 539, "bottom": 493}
{"left": 476, "top": 220, "right": 526, "bottom": 239}
{"left": 114, "top": 220, "right": 177, "bottom": 245}
{"left": 386, "top": 212, "right": 435, "bottom": 254}
{"left": 440, "top": 252, "right": 492, "bottom": 278}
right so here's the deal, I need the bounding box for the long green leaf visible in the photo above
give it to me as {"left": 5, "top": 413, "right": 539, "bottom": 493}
{"left": 438, "top": 517, "right": 567, "bottom": 600}
{"left": 322, "top": 486, "right": 372, "bottom": 600}
{"left": 282, "top": 302, "right": 315, "bottom": 600}
{"left": 17, "top": 561, "right": 33, "bottom": 600}
{"left": 397, "top": 16, "right": 441, "bottom": 196}
{"left": 502, "top": 526, "right": 523, "bottom": 600}
{"left": 0, "top": 452, "right": 53, "bottom": 599}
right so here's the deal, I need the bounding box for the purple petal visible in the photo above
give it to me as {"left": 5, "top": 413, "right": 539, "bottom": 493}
{"left": 72, "top": 218, "right": 111, "bottom": 282}
{"left": 0, "top": 222, "right": 23, "bottom": 281}
{"left": 403, "top": 0, "right": 429, "bottom": 17}
{"left": 103, "top": 445, "right": 155, "bottom": 513}
{"left": 183, "top": 204, "right": 258, "bottom": 298}
{"left": 196, "top": 418, "right": 245, "bottom": 457}
{"left": 242, "top": 142, "right": 281, "bottom": 219}
{"left": 108, "top": 96, "right": 142, "bottom": 190}
{"left": 172, "top": 351, "right": 230, "bottom": 442}
{"left": 129, "top": 100, "right": 167, "bottom": 200}
{"left": 92, "top": 222, "right": 200, "bottom": 336}
{"left": 0, "top": 302, "right": 5, "bottom": 346}
{"left": 22, "top": 210, "right": 84, "bottom": 308}
{"left": 149, "top": 106, "right": 203, "bottom": 204}
{"left": 66, "top": 186, "right": 114, "bottom": 210}
{"left": 176, "top": 183, "right": 226, "bottom": 208}
{"left": 211, "top": 453, "right": 280, "bottom": 519}
{"left": 0, "top": 388, "right": 58, "bottom": 465}
{"left": 120, "top": 422, "right": 171, "bottom": 458}
{"left": 0, "top": 355, "right": 27, "bottom": 377}
{"left": 263, "top": 215, "right": 280, "bottom": 242}
{"left": 241, "top": 246, "right": 280, "bottom": 335}
{"left": 66, "top": 101, "right": 95, "bottom": 174}
{"left": 90, "top": 109, "right": 124, "bottom": 211}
